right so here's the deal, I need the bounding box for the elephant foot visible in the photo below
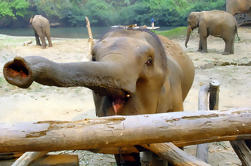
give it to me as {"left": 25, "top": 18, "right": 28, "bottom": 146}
{"left": 41, "top": 46, "right": 46, "bottom": 49}
{"left": 49, "top": 44, "right": 52, "bottom": 47}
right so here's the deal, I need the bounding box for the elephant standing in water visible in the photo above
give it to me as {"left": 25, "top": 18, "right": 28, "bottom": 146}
{"left": 185, "top": 10, "right": 239, "bottom": 55}
{"left": 30, "top": 15, "right": 52, "bottom": 49}
{"left": 3, "top": 29, "right": 194, "bottom": 165}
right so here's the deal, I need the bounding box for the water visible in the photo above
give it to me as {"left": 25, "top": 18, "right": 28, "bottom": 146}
{"left": 0, "top": 26, "right": 174, "bottom": 39}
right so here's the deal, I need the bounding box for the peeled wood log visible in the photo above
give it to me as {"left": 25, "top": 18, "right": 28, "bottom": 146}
{"left": 143, "top": 143, "right": 210, "bottom": 166}
{"left": 85, "top": 16, "right": 94, "bottom": 59}
{"left": 196, "top": 84, "right": 209, "bottom": 162}
{"left": 230, "top": 140, "right": 251, "bottom": 166}
{"left": 0, "top": 108, "right": 250, "bottom": 153}
{"left": 196, "top": 80, "right": 220, "bottom": 162}
{"left": 11, "top": 151, "right": 48, "bottom": 166}
{"left": 30, "top": 154, "right": 79, "bottom": 166}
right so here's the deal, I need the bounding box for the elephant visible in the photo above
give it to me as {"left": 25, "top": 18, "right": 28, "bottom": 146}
{"left": 226, "top": 0, "right": 251, "bottom": 16}
{"left": 3, "top": 28, "right": 194, "bottom": 165}
{"left": 185, "top": 10, "right": 239, "bottom": 55}
{"left": 29, "top": 15, "right": 52, "bottom": 49}
{"left": 226, "top": 0, "right": 251, "bottom": 25}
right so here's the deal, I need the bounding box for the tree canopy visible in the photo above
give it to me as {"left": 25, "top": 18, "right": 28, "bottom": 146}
{"left": 0, "top": 0, "right": 225, "bottom": 27}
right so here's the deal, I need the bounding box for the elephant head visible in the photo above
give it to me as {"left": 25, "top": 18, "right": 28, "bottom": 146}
{"left": 3, "top": 29, "right": 170, "bottom": 116}
{"left": 185, "top": 12, "right": 200, "bottom": 48}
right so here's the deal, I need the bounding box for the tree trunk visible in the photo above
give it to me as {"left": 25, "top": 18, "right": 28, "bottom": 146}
{"left": 143, "top": 143, "right": 210, "bottom": 166}
{"left": 0, "top": 109, "right": 250, "bottom": 153}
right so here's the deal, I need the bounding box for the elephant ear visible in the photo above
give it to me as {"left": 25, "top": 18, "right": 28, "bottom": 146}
{"left": 29, "top": 16, "right": 34, "bottom": 24}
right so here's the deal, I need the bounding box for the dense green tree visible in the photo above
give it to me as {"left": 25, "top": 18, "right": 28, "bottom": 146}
{"left": 0, "top": 0, "right": 226, "bottom": 27}
{"left": 0, "top": 0, "right": 30, "bottom": 27}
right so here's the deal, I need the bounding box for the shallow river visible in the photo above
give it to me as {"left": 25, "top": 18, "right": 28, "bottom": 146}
{"left": 0, "top": 26, "right": 174, "bottom": 39}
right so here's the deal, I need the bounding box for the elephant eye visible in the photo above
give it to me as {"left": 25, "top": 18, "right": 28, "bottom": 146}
{"left": 145, "top": 56, "right": 153, "bottom": 66}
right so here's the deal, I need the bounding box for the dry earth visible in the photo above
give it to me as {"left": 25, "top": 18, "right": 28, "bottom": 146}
{"left": 0, "top": 27, "right": 251, "bottom": 166}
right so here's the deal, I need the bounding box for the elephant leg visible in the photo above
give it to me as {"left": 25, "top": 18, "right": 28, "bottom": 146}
{"left": 36, "top": 29, "right": 46, "bottom": 49}
{"left": 40, "top": 35, "right": 46, "bottom": 49}
{"left": 223, "top": 38, "right": 234, "bottom": 55}
{"left": 47, "top": 36, "right": 52, "bottom": 47}
{"left": 198, "top": 39, "right": 202, "bottom": 51}
{"left": 46, "top": 31, "right": 52, "bottom": 47}
{"left": 34, "top": 32, "right": 41, "bottom": 46}
{"left": 200, "top": 36, "right": 208, "bottom": 53}
{"left": 114, "top": 153, "right": 141, "bottom": 166}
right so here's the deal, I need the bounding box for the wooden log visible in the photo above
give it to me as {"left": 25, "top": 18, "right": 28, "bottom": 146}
{"left": 11, "top": 151, "right": 48, "bottom": 166}
{"left": 0, "top": 109, "right": 250, "bottom": 153}
{"left": 30, "top": 154, "right": 79, "bottom": 166}
{"left": 85, "top": 16, "right": 94, "bottom": 59}
{"left": 143, "top": 143, "right": 210, "bottom": 166}
{"left": 0, "top": 154, "right": 78, "bottom": 166}
{"left": 196, "top": 81, "right": 221, "bottom": 162}
{"left": 230, "top": 140, "right": 251, "bottom": 166}
{"left": 196, "top": 84, "right": 209, "bottom": 162}
{"left": 0, "top": 152, "right": 23, "bottom": 160}
{"left": 209, "top": 80, "right": 220, "bottom": 110}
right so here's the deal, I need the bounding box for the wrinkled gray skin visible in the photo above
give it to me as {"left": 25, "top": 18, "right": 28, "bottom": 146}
{"left": 185, "top": 10, "right": 239, "bottom": 55}
{"left": 3, "top": 29, "right": 194, "bottom": 166}
{"left": 30, "top": 15, "right": 52, "bottom": 49}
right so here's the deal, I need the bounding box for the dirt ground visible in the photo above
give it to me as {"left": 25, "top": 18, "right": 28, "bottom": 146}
{"left": 0, "top": 27, "right": 251, "bottom": 166}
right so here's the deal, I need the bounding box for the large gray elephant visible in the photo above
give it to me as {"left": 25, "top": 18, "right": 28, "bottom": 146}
{"left": 29, "top": 15, "right": 52, "bottom": 49}
{"left": 185, "top": 10, "right": 239, "bottom": 55}
{"left": 3, "top": 29, "right": 194, "bottom": 165}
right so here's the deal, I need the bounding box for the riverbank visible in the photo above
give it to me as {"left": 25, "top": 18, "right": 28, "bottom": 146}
{"left": 0, "top": 26, "right": 251, "bottom": 165}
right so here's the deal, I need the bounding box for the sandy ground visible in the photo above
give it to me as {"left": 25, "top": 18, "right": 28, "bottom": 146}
{"left": 0, "top": 27, "right": 251, "bottom": 165}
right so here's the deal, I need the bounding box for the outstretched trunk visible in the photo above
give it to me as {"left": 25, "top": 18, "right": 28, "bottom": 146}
{"left": 3, "top": 56, "right": 135, "bottom": 97}
{"left": 185, "top": 25, "right": 192, "bottom": 48}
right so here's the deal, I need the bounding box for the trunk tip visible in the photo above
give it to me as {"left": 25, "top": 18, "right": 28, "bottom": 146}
{"left": 3, "top": 57, "right": 33, "bottom": 88}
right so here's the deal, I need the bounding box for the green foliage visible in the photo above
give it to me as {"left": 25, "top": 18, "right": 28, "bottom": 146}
{"left": 156, "top": 27, "right": 187, "bottom": 38}
{"left": 84, "top": 0, "right": 116, "bottom": 26}
{"left": 0, "top": 0, "right": 226, "bottom": 27}
{"left": 0, "top": 0, "right": 29, "bottom": 18}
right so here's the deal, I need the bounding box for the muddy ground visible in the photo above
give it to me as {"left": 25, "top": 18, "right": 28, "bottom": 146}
{"left": 0, "top": 27, "right": 251, "bottom": 166}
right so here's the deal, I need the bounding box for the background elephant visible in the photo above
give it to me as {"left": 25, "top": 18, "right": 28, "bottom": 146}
{"left": 185, "top": 10, "right": 239, "bottom": 55}
{"left": 29, "top": 15, "right": 52, "bottom": 49}
{"left": 226, "top": 0, "right": 251, "bottom": 15}
{"left": 226, "top": 0, "right": 251, "bottom": 25}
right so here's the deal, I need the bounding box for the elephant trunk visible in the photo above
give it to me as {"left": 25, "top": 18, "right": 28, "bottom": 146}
{"left": 185, "top": 25, "right": 192, "bottom": 48}
{"left": 3, "top": 56, "right": 135, "bottom": 97}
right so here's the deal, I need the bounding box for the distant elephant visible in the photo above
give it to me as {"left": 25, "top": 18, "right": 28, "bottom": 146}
{"left": 3, "top": 28, "right": 194, "bottom": 165}
{"left": 29, "top": 15, "right": 52, "bottom": 49}
{"left": 185, "top": 10, "right": 239, "bottom": 55}
{"left": 226, "top": 0, "right": 251, "bottom": 16}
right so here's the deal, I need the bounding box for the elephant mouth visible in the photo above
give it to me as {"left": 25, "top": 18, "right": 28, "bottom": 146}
{"left": 93, "top": 87, "right": 131, "bottom": 115}
{"left": 112, "top": 95, "right": 127, "bottom": 115}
